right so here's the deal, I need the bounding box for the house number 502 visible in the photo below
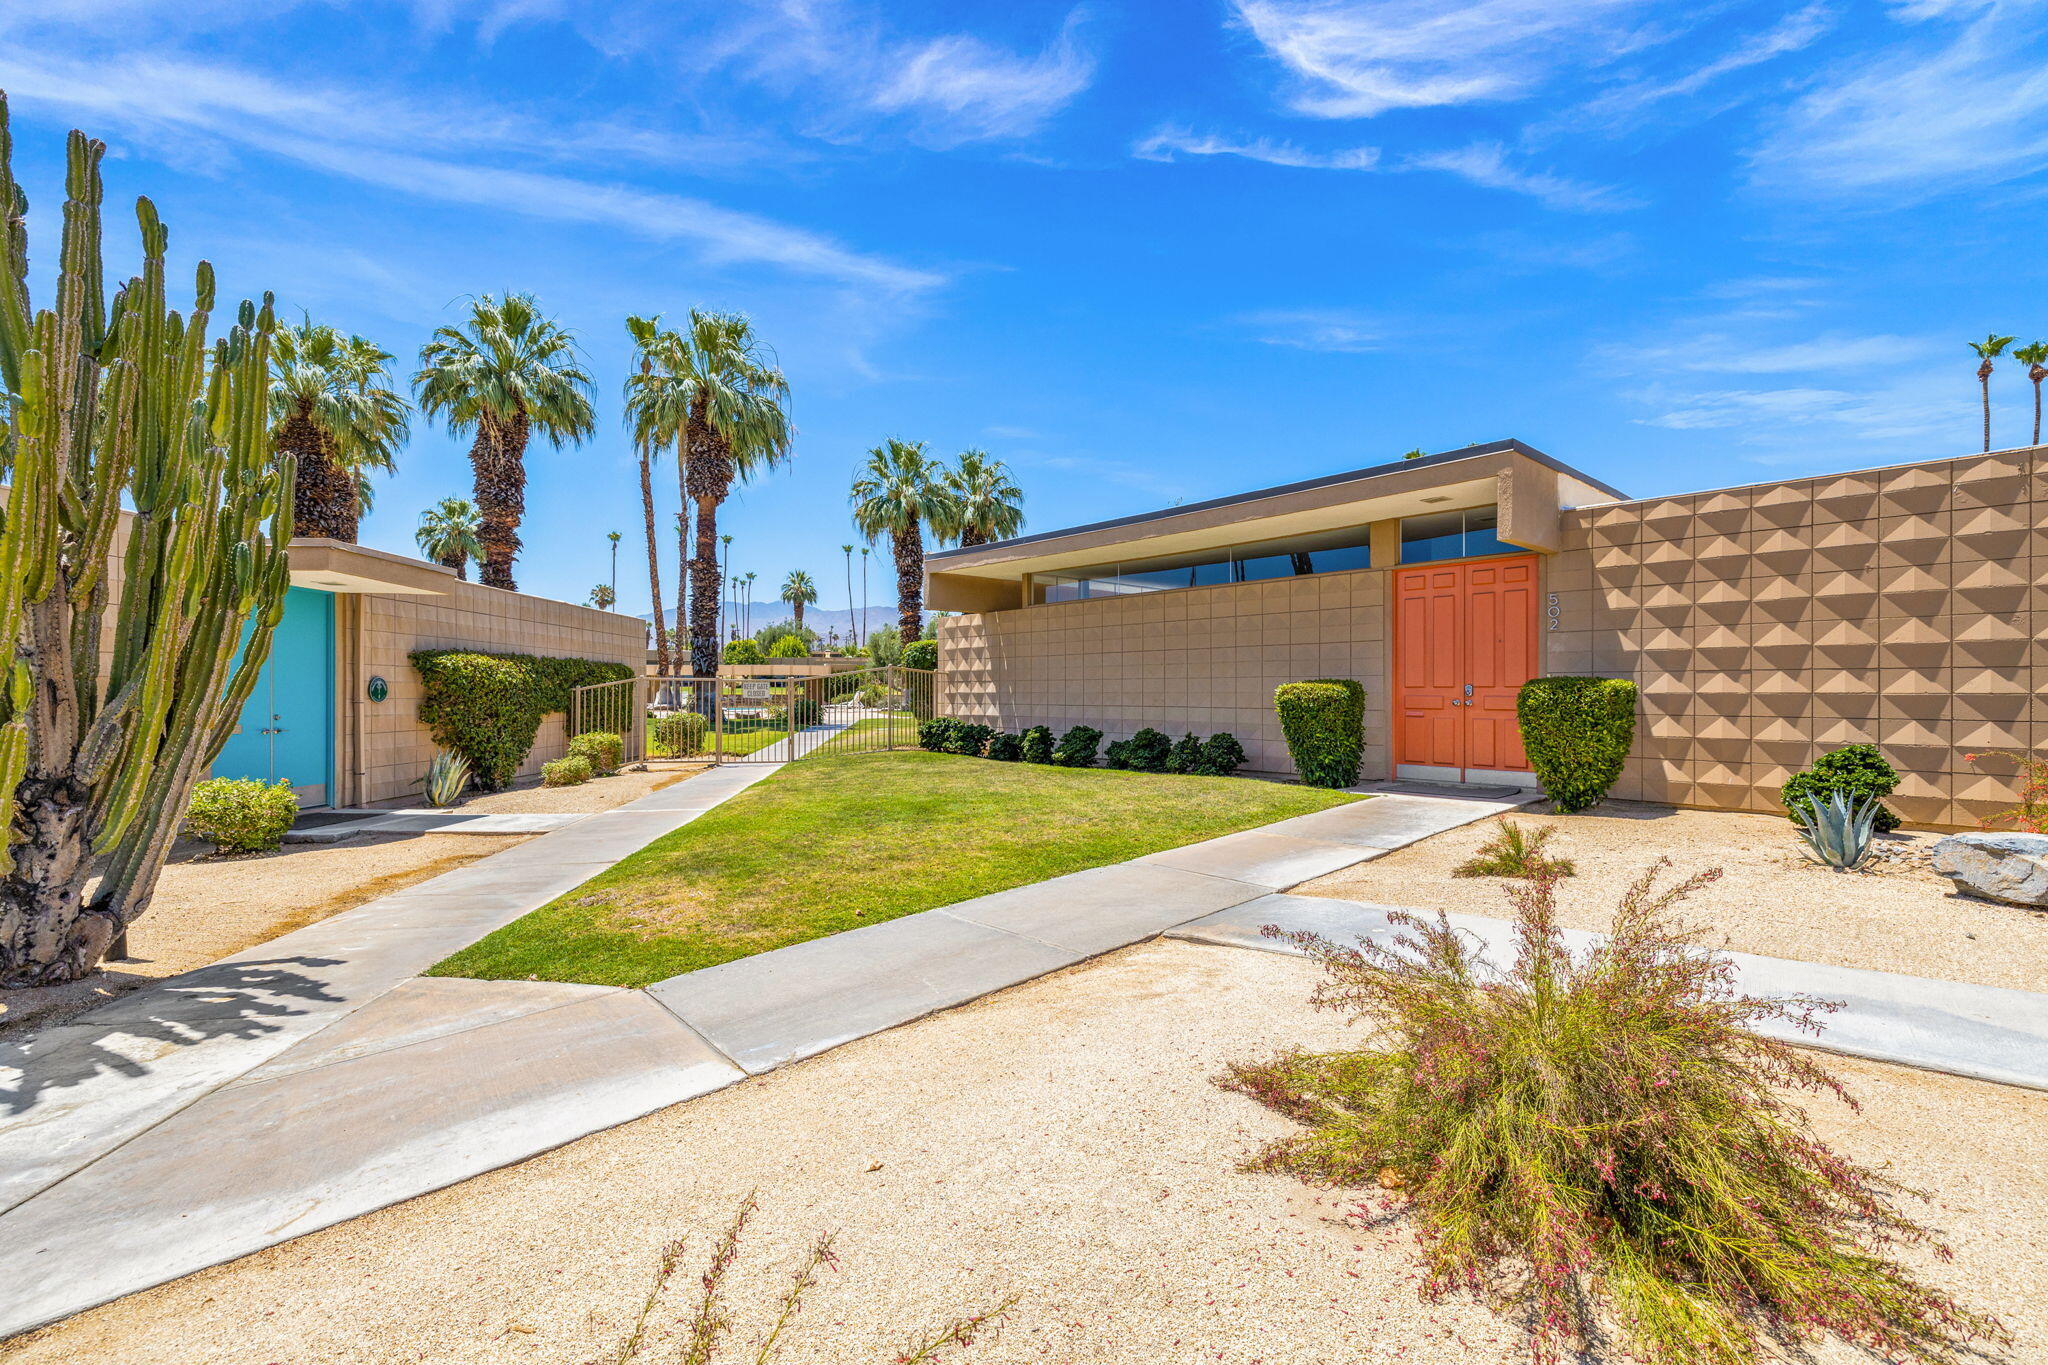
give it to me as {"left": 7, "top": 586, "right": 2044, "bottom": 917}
{"left": 1546, "top": 593, "right": 1562, "bottom": 631}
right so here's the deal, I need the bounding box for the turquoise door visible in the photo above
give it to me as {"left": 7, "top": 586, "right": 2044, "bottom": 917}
{"left": 211, "top": 587, "right": 336, "bottom": 807}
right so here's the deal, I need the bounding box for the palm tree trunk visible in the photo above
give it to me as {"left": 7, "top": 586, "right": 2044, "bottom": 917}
{"left": 278, "top": 407, "right": 348, "bottom": 540}
{"left": 844, "top": 549, "right": 855, "bottom": 650}
{"left": 893, "top": 519, "right": 925, "bottom": 643}
{"left": 2033, "top": 372, "right": 2044, "bottom": 447}
{"left": 1980, "top": 363, "right": 1994, "bottom": 454}
{"left": 958, "top": 527, "right": 987, "bottom": 548}
{"left": 793, "top": 599, "right": 804, "bottom": 633}
{"left": 471, "top": 409, "right": 529, "bottom": 590}
{"left": 684, "top": 404, "right": 729, "bottom": 678}
{"left": 436, "top": 551, "right": 467, "bottom": 581}
{"left": 640, "top": 448, "right": 669, "bottom": 674}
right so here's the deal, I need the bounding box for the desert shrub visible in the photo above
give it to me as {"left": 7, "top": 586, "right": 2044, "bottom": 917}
{"left": 1782, "top": 743, "right": 1902, "bottom": 834}
{"left": 568, "top": 730, "right": 623, "bottom": 776}
{"left": 1274, "top": 679, "right": 1365, "bottom": 788}
{"left": 649, "top": 711, "right": 708, "bottom": 757}
{"left": 411, "top": 649, "right": 634, "bottom": 791}
{"left": 918, "top": 716, "right": 963, "bottom": 753}
{"left": 1963, "top": 749, "right": 2048, "bottom": 833}
{"left": 946, "top": 722, "right": 993, "bottom": 757}
{"left": 901, "top": 637, "right": 938, "bottom": 672}
{"left": 1517, "top": 676, "right": 1637, "bottom": 814}
{"left": 1167, "top": 732, "right": 1204, "bottom": 775}
{"left": 1121, "top": 727, "right": 1172, "bottom": 774}
{"left": 723, "top": 638, "right": 764, "bottom": 665}
{"left": 986, "top": 731, "right": 1023, "bottom": 762}
{"left": 1195, "top": 732, "right": 1247, "bottom": 778}
{"left": 1050, "top": 724, "right": 1103, "bottom": 768}
{"left": 184, "top": 777, "right": 299, "bottom": 854}
{"left": 766, "top": 633, "right": 809, "bottom": 659}
{"left": 1452, "top": 818, "right": 1575, "bottom": 878}
{"left": 602, "top": 1193, "right": 1016, "bottom": 1365}
{"left": 1223, "top": 863, "right": 2007, "bottom": 1365}
{"left": 422, "top": 750, "right": 471, "bottom": 808}
{"left": 542, "top": 755, "right": 593, "bottom": 787}
{"left": 1019, "top": 725, "right": 1055, "bottom": 765}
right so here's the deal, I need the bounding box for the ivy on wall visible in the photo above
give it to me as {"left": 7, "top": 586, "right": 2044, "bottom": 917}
{"left": 411, "top": 649, "right": 635, "bottom": 790}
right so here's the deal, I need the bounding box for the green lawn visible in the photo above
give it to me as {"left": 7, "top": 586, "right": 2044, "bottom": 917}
{"left": 430, "top": 750, "right": 1361, "bottom": 988}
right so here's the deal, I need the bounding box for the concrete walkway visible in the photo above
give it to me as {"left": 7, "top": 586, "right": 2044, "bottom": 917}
{"left": 1167, "top": 894, "right": 2048, "bottom": 1092}
{"left": 0, "top": 782, "right": 1527, "bottom": 1337}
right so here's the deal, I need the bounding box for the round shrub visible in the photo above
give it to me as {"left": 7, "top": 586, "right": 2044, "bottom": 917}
{"left": 1274, "top": 680, "right": 1365, "bottom": 788}
{"left": 946, "top": 722, "right": 993, "bottom": 756}
{"left": 1051, "top": 724, "right": 1103, "bottom": 768}
{"left": 723, "top": 638, "right": 764, "bottom": 665}
{"left": 184, "top": 777, "right": 299, "bottom": 854}
{"left": 1167, "top": 732, "right": 1204, "bottom": 775}
{"left": 1516, "top": 676, "right": 1638, "bottom": 814}
{"left": 412, "top": 649, "right": 633, "bottom": 791}
{"left": 568, "top": 731, "right": 623, "bottom": 776}
{"left": 650, "top": 711, "right": 708, "bottom": 757}
{"left": 900, "top": 638, "right": 938, "bottom": 672}
{"left": 1124, "top": 727, "right": 1172, "bottom": 774}
{"left": 1103, "top": 738, "right": 1134, "bottom": 770}
{"left": 986, "top": 731, "right": 1024, "bottom": 761}
{"left": 1019, "top": 725, "right": 1055, "bottom": 765}
{"left": 918, "top": 716, "right": 963, "bottom": 753}
{"left": 766, "top": 633, "right": 809, "bottom": 659}
{"left": 542, "top": 754, "right": 593, "bottom": 787}
{"left": 1782, "top": 744, "right": 1902, "bottom": 833}
{"left": 1195, "top": 732, "right": 1247, "bottom": 777}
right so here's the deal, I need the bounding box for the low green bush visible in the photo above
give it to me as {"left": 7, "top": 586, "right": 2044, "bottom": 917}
{"left": 1103, "top": 738, "right": 1134, "bottom": 770}
{"left": 766, "top": 633, "right": 808, "bottom": 659}
{"left": 946, "top": 722, "right": 994, "bottom": 757}
{"left": 649, "top": 711, "right": 708, "bottom": 757}
{"left": 917, "top": 716, "right": 962, "bottom": 753}
{"left": 788, "top": 695, "right": 823, "bottom": 729}
{"left": 568, "top": 731, "right": 623, "bottom": 776}
{"left": 901, "top": 638, "right": 938, "bottom": 672}
{"left": 1516, "top": 676, "right": 1638, "bottom": 814}
{"left": 1051, "top": 724, "right": 1103, "bottom": 768}
{"left": 723, "top": 639, "right": 764, "bottom": 665}
{"left": 1196, "top": 732, "right": 1247, "bottom": 777}
{"left": 1782, "top": 743, "right": 1902, "bottom": 834}
{"left": 856, "top": 682, "right": 887, "bottom": 708}
{"left": 986, "top": 731, "right": 1023, "bottom": 761}
{"left": 1167, "top": 732, "right": 1204, "bottom": 775}
{"left": 1124, "top": 727, "right": 1172, "bottom": 773}
{"left": 542, "top": 755, "right": 593, "bottom": 787}
{"left": 1274, "top": 680, "right": 1365, "bottom": 788}
{"left": 1019, "top": 725, "right": 1055, "bottom": 764}
{"left": 184, "top": 777, "right": 299, "bottom": 854}
{"left": 411, "top": 649, "right": 634, "bottom": 791}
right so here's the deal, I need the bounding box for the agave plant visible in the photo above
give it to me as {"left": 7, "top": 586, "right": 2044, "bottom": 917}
{"left": 1792, "top": 789, "right": 1879, "bottom": 870}
{"left": 422, "top": 750, "right": 472, "bottom": 808}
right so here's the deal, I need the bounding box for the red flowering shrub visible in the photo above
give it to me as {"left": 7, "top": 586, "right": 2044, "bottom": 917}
{"left": 1222, "top": 862, "right": 2007, "bottom": 1365}
{"left": 1964, "top": 750, "right": 2048, "bottom": 834}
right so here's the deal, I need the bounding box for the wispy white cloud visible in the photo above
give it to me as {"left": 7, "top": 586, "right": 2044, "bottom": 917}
{"left": 1748, "top": 0, "right": 2048, "bottom": 198}
{"left": 1237, "top": 308, "right": 1385, "bottom": 353}
{"left": 871, "top": 13, "right": 1096, "bottom": 146}
{"left": 1403, "top": 142, "right": 1642, "bottom": 212}
{"left": 1132, "top": 125, "right": 1379, "bottom": 169}
{"left": 0, "top": 50, "right": 940, "bottom": 295}
{"left": 1572, "top": 2, "right": 1833, "bottom": 128}
{"left": 1611, "top": 331, "right": 1938, "bottom": 375}
{"left": 1230, "top": 0, "right": 1650, "bottom": 118}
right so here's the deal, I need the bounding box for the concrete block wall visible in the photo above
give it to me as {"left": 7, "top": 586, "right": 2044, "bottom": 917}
{"left": 351, "top": 583, "right": 648, "bottom": 805}
{"left": 936, "top": 567, "right": 1389, "bottom": 777}
{"left": 1549, "top": 448, "right": 2040, "bottom": 828}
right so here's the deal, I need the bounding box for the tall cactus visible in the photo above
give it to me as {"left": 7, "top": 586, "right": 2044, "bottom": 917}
{"left": 0, "top": 95, "right": 294, "bottom": 986}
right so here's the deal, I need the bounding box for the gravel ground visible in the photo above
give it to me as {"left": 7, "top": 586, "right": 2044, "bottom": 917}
{"left": 1297, "top": 801, "right": 2048, "bottom": 993}
{"left": 0, "top": 767, "right": 696, "bottom": 1036}
{"left": 3, "top": 939, "right": 2038, "bottom": 1365}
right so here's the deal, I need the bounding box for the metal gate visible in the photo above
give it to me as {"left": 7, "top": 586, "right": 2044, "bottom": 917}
{"left": 570, "top": 667, "right": 936, "bottom": 765}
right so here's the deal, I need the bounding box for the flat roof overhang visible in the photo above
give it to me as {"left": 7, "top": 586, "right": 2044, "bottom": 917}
{"left": 288, "top": 539, "right": 458, "bottom": 595}
{"left": 925, "top": 441, "right": 1623, "bottom": 608}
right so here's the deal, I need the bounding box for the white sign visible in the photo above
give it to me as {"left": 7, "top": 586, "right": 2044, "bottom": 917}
{"left": 741, "top": 680, "right": 772, "bottom": 700}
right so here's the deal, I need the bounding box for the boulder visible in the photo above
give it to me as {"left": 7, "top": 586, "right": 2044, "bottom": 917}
{"left": 1930, "top": 832, "right": 2048, "bottom": 907}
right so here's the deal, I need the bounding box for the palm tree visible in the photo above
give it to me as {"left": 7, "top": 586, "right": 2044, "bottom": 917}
{"left": 607, "top": 530, "right": 621, "bottom": 605}
{"left": 588, "top": 583, "right": 616, "bottom": 609}
{"left": 781, "top": 570, "right": 818, "bottom": 634}
{"left": 859, "top": 546, "right": 871, "bottom": 646}
{"left": 945, "top": 448, "right": 1024, "bottom": 547}
{"left": 2015, "top": 341, "right": 2048, "bottom": 448}
{"left": 1968, "top": 333, "right": 2017, "bottom": 453}
{"left": 841, "top": 543, "right": 857, "bottom": 648}
{"left": 625, "top": 311, "right": 792, "bottom": 676}
{"left": 269, "top": 319, "right": 409, "bottom": 542}
{"left": 743, "top": 570, "right": 758, "bottom": 635}
{"left": 851, "top": 439, "right": 959, "bottom": 644}
{"left": 415, "top": 293, "right": 596, "bottom": 591}
{"left": 624, "top": 319, "right": 676, "bottom": 671}
{"left": 416, "top": 498, "right": 483, "bottom": 580}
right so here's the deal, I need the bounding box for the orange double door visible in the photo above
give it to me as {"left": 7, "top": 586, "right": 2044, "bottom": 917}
{"left": 1392, "top": 555, "right": 1540, "bottom": 781}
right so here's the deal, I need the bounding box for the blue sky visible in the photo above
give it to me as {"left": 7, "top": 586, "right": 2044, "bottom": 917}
{"left": 5, "top": 0, "right": 2047, "bottom": 617}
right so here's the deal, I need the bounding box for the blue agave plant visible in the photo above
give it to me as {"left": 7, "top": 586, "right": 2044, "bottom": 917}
{"left": 1792, "top": 789, "right": 1879, "bottom": 870}
{"left": 422, "top": 750, "right": 472, "bottom": 808}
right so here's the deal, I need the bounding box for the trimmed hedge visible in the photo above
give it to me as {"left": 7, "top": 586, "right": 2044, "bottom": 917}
{"left": 1051, "top": 725, "right": 1104, "bottom": 768}
{"left": 1105, "top": 727, "right": 1171, "bottom": 773}
{"left": 1019, "top": 725, "right": 1055, "bottom": 765}
{"left": 542, "top": 755, "right": 592, "bottom": 787}
{"left": 1782, "top": 744, "right": 1902, "bottom": 833}
{"left": 1516, "top": 676, "right": 1638, "bottom": 813}
{"left": 412, "top": 650, "right": 635, "bottom": 791}
{"left": 986, "top": 731, "right": 1023, "bottom": 761}
{"left": 1274, "top": 679, "right": 1365, "bottom": 788}
{"left": 568, "top": 731, "right": 623, "bottom": 776}
{"left": 1197, "top": 732, "right": 1247, "bottom": 778}
{"left": 185, "top": 777, "right": 300, "bottom": 854}
{"left": 649, "top": 711, "right": 707, "bottom": 757}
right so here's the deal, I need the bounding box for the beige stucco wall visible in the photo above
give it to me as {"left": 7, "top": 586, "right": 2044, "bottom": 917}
{"left": 935, "top": 446, "right": 2045, "bottom": 830}
{"left": 343, "top": 581, "right": 648, "bottom": 806}
{"left": 937, "top": 567, "right": 1388, "bottom": 778}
